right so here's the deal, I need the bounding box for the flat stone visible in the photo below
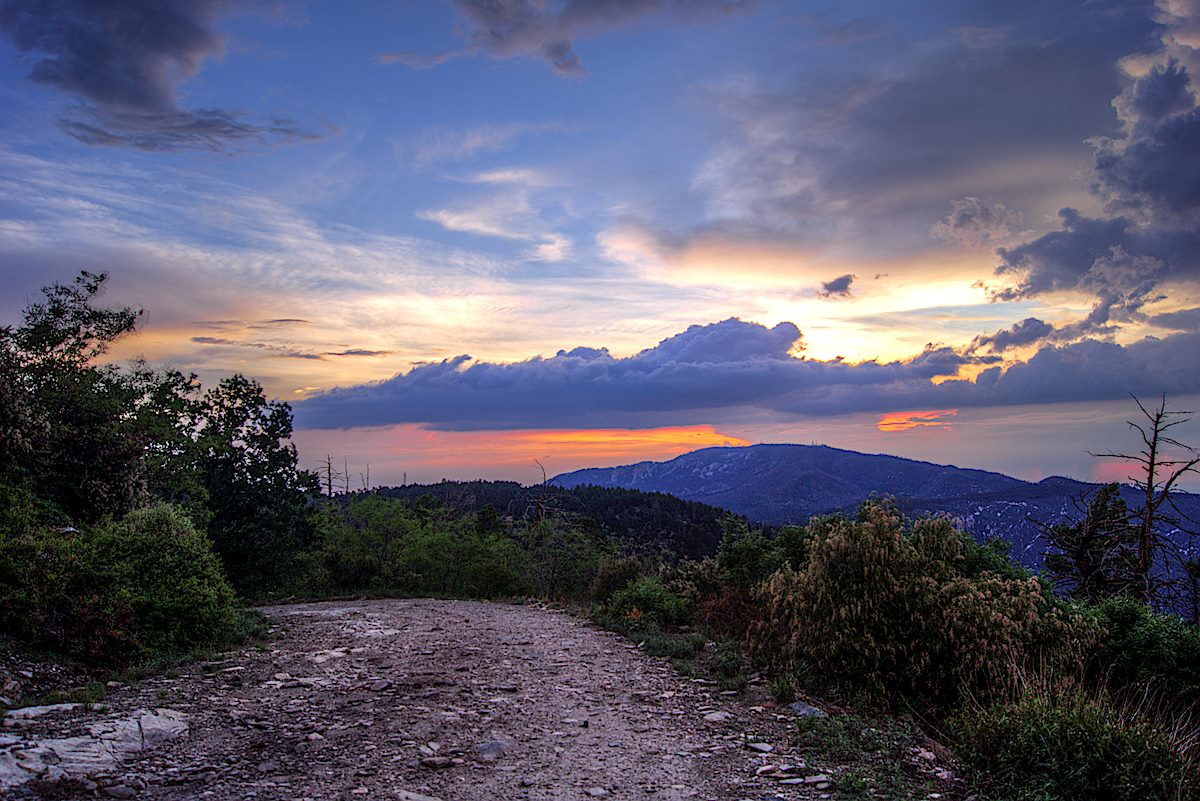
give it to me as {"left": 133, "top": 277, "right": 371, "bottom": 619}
{"left": 788, "top": 701, "right": 828, "bottom": 718}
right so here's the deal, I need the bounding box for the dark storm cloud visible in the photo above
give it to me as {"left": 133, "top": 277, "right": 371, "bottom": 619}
{"left": 386, "top": 0, "right": 753, "bottom": 76}
{"left": 293, "top": 318, "right": 1200, "bottom": 430}
{"left": 817, "top": 274, "right": 855, "bottom": 298}
{"left": 0, "top": 0, "right": 314, "bottom": 152}
{"left": 612, "top": 0, "right": 1163, "bottom": 275}
{"left": 991, "top": 28, "right": 1200, "bottom": 327}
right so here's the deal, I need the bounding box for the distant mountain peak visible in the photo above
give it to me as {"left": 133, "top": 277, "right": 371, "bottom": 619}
{"left": 552, "top": 443, "right": 1200, "bottom": 568}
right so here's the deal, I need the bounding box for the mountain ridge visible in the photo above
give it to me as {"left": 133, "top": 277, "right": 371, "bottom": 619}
{"left": 551, "top": 443, "right": 1200, "bottom": 565}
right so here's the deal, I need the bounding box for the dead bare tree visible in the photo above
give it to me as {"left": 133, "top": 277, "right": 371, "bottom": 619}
{"left": 1092, "top": 395, "right": 1200, "bottom": 604}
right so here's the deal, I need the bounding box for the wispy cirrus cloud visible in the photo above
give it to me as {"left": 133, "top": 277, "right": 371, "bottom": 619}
{"left": 397, "top": 122, "right": 563, "bottom": 167}
{"left": 418, "top": 190, "right": 573, "bottom": 262}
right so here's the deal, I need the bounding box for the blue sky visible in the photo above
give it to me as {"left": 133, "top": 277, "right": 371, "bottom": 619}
{"left": 1, "top": 0, "right": 1198, "bottom": 485}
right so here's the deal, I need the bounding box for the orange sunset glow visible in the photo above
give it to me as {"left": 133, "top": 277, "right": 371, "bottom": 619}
{"left": 876, "top": 410, "right": 959, "bottom": 433}
{"left": 292, "top": 424, "right": 750, "bottom": 483}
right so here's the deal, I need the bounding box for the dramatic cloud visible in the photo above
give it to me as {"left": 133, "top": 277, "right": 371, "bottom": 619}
{"left": 294, "top": 318, "right": 1200, "bottom": 431}
{"left": 931, "top": 197, "right": 1023, "bottom": 249}
{"left": 991, "top": 8, "right": 1200, "bottom": 329}
{"left": 384, "top": 0, "right": 752, "bottom": 75}
{"left": 818, "top": 274, "right": 855, "bottom": 298}
{"left": 0, "top": 0, "right": 314, "bottom": 151}
{"left": 672, "top": 1, "right": 1155, "bottom": 262}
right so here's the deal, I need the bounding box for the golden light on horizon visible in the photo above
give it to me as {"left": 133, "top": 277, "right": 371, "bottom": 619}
{"left": 876, "top": 409, "right": 959, "bottom": 433}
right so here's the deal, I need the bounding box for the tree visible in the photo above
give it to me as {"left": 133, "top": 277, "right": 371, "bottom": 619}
{"left": 196, "top": 375, "right": 319, "bottom": 592}
{"left": 1043, "top": 484, "right": 1139, "bottom": 602}
{"left": 0, "top": 272, "right": 149, "bottom": 521}
{"left": 1093, "top": 396, "right": 1200, "bottom": 604}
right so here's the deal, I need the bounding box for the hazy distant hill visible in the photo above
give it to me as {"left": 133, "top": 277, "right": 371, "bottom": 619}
{"left": 552, "top": 444, "right": 1200, "bottom": 565}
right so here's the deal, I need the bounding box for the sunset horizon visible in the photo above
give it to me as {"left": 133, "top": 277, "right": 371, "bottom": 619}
{"left": 3, "top": 0, "right": 1198, "bottom": 487}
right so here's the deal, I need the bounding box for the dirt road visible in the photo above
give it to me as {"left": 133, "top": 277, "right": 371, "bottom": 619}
{"left": 5, "top": 600, "right": 840, "bottom": 800}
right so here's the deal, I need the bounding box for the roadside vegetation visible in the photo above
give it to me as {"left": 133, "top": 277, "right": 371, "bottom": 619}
{"left": 3, "top": 273, "right": 1199, "bottom": 800}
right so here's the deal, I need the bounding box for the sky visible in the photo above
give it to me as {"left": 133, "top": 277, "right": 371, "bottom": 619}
{"left": 1, "top": 0, "right": 1199, "bottom": 487}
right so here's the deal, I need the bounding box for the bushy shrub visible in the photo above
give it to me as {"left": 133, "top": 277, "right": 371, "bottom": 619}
{"left": 91, "top": 504, "right": 239, "bottom": 655}
{"left": 777, "top": 523, "right": 811, "bottom": 570}
{"left": 749, "top": 501, "right": 1094, "bottom": 705}
{"left": 1093, "top": 596, "right": 1200, "bottom": 697}
{"left": 1, "top": 502, "right": 239, "bottom": 664}
{"left": 591, "top": 556, "right": 642, "bottom": 604}
{"left": 950, "top": 691, "right": 1196, "bottom": 801}
{"left": 607, "top": 576, "right": 691, "bottom": 628}
{"left": 665, "top": 557, "right": 722, "bottom": 605}
{"left": 1, "top": 519, "right": 135, "bottom": 664}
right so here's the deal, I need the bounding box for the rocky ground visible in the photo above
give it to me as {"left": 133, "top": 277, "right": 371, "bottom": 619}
{"left": 2, "top": 599, "right": 961, "bottom": 800}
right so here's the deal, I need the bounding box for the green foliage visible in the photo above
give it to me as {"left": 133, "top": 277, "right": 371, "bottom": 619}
{"left": 1093, "top": 596, "right": 1200, "bottom": 697}
{"left": 517, "top": 517, "right": 613, "bottom": 602}
{"left": 715, "top": 517, "right": 782, "bottom": 588}
{"left": 962, "top": 535, "right": 1031, "bottom": 581}
{"left": 950, "top": 691, "right": 1195, "bottom": 801}
{"left": 1, "top": 518, "right": 133, "bottom": 664}
{"left": 750, "top": 500, "right": 1096, "bottom": 706}
{"left": 306, "top": 498, "right": 526, "bottom": 598}
{"left": 591, "top": 556, "right": 642, "bottom": 604}
{"left": 639, "top": 628, "right": 705, "bottom": 659}
{"left": 777, "top": 523, "right": 811, "bottom": 570}
{"left": 0, "top": 501, "right": 239, "bottom": 665}
{"left": 197, "top": 375, "right": 319, "bottom": 593}
{"left": 89, "top": 505, "right": 238, "bottom": 655}
{"left": 606, "top": 576, "right": 692, "bottom": 628}
{"left": 711, "top": 639, "right": 747, "bottom": 691}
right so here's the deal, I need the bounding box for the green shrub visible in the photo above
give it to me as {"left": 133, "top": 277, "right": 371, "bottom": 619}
{"left": 749, "top": 501, "right": 1096, "bottom": 706}
{"left": 1, "top": 502, "right": 240, "bottom": 664}
{"left": 0, "top": 519, "right": 135, "bottom": 664}
{"left": 518, "top": 518, "right": 612, "bottom": 602}
{"left": 777, "top": 523, "right": 812, "bottom": 570}
{"left": 665, "top": 557, "right": 722, "bottom": 604}
{"left": 1093, "top": 596, "right": 1200, "bottom": 697}
{"left": 591, "top": 556, "right": 642, "bottom": 604}
{"left": 716, "top": 517, "right": 782, "bottom": 588}
{"left": 640, "top": 628, "right": 705, "bottom": 659}
{"left": 950, "top": 691, "right": 1196, "bottom": 801}
{"left": 92, "top": 504, "right": 239, "bottom": 656}
{"left": 607, "top": 576, "right": 691, "bottom": 628}
{"left": 304, "top": 498, "right": 528, "bottom": 598}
